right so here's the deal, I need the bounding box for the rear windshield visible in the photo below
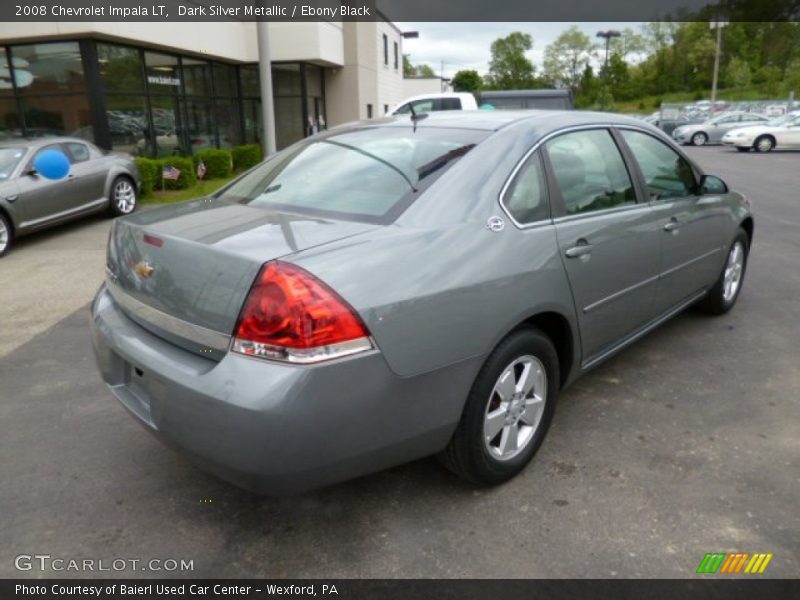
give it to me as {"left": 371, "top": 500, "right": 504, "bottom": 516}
{"left": 217, "top": 127, "right": 487, "bottom": 223}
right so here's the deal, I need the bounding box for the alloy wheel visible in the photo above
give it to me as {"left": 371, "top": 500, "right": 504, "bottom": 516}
{"left": 722, "top": 241, "right": 745, "bottom": 303}
{"left": 114, "top": 180, "right": 136, "bottom": 214}
{"left": 756, "top": 137, "right": 774, "bottom": 152}
{"left": 0, "top": 218, "right": 8, "bottom": 254}
{"left": 483, "top": 355, "right": 547, "bottom": 461}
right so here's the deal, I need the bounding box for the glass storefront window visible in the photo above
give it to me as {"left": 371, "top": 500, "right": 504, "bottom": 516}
{"left": 149, "top": 95, "right": 181, "bottom": 157}
{"left": 215, "top": 100, "right": 241, "bottom": 147}
{"left": 182, "top": 58, "right": 211, "bottom": 97}
{"left": 145, "top": 52, "right": 180, "bottom": 94}
{"left": 98, "top": 43, "right": 144, "bottom": 92}
{"left": 106, "top": 95, "right": 150, "bottom": 155}
{"left": 273, "top": 64, "right": 302, "bottom": 96}
{"left": 239, "top": 66, "right": 260, "bottom": 97}
{"left": 10, "top": 42, "right": 85, "bottom": 95}
{"left": 183, "top": 97, "right": 215, "bottom": 151}
{"left": 274, "top": 96, "right": 303, "bottom": 149}
{"left": 213, "top": 63, "right": 237, "bottom": 97}
{"left": 1, "top": 49, "right": 14, "bottom": 97}
{"left": 305, "top": 65, "right": 322, "bottom": 97}
{"left": 242, "top": 98, "right": 262, "bottom": 145}
{"left": 0, "top": 99, "right": 22, "bottom": 139}
{"left": 21, "top": 94, "right": 92, "bottom": 139}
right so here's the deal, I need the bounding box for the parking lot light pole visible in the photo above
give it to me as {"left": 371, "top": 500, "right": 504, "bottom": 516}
{"left": 257, "top": 19, "right": 277, "bottom": 156}
{"left": 710, "top": 20, "right": 728, "bottom": 114}
{"left": 596, "top": 30, "right": 621, "bottom": 110}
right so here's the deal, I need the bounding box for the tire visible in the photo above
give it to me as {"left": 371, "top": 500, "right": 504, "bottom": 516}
{"left": 108, "top": 176, "right": 138, "bottom": 217}
{"left": 754, "top": 135, "right": 775, "bottom": 153}
{"left": 736, "top": 147, "right": 750, "bottom": 153}
{"left": 691, "top": 132, "right": 708, "bottom": 146}
{"left": 439, "top": 328, "right": 559, "bottom": 486}
{"left": 0, "top": 212, "right": 12, "bottom": 258}
{"left": 697, "top": 228, "right": 749, "bottom": 315}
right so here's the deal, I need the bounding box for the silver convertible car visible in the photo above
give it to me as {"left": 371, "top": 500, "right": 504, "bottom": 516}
{"left": 0, "top": 137, "right": 139, "bottom": 257}
{"left": 90, "top": 111, "right": 753, "bottom": 494}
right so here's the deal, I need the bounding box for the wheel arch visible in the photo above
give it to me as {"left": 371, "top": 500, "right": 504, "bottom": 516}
{"left": 740, "top": 216, "right": 754, "bottom": 247}
{"left": 0, "top": 203, "right": 15, "bottom": 234}
{"left": 514, "top": 310, "right": 576, "bottom": 389}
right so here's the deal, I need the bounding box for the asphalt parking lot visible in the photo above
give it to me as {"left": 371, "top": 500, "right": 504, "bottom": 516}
{"left": 1, "top": 146, "right": 798, "bottom": 579}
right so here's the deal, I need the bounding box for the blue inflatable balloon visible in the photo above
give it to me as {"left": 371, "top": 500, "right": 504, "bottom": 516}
{"left": 33, "top": 149, "right": 70, "bottom": 180}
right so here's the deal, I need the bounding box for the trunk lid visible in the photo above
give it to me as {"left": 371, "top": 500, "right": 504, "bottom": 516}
{"left": 106, "top": 198, "right": 378, "bottom": 358}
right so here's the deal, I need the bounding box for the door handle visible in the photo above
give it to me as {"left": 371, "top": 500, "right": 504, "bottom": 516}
{"left": 565, "top": 241, "right": 593, "bottom": 258}
{"left": 5, "top": 195, "right": 17, "bottom": 203}
{"left": 664, "top": 218, "right": 680, "bottom": 232}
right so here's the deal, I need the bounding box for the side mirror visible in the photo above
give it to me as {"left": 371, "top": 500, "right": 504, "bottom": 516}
{"left": 25, "top": 167, "right": 38, "bottom": 177}
{"left": 700, "top": 174, "right": 728, "bottom": 195}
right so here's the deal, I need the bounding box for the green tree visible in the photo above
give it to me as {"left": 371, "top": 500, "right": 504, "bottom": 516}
{"left": 543, "top": 26, "right": 595, "bottom": 92}
{"left": 609, "top": 28, "right": 646, "bottom": 61}
{"left": 451, "top": 70, "right": 483, "bottom": 94}
{"left": 403, "top": 55, "right": 437, "bottom": 78}
{"left": 575, "top": 64, "right": 600, "bottom": 108}
{"left": 403, "top": 54, "right": 414, "bottom": 78}
{"left": 415, "top": 64, "right": 436, "bottom": 78}
{"left": 725, "top": 57, "right": 752, "bottom": 88}
{"left": 485, "top": 32, "right": 536, "bottom": 89}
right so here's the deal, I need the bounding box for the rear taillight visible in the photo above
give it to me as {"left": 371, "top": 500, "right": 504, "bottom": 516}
{"left": 231, "top": 261, "right": 373, "bottom": 364}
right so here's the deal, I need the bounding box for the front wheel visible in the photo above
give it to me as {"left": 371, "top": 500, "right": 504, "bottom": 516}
{"left": 697, "top": 228, "right": 749, "bottom": 315}
{"left": 439, "top": 328, "right": 559, "bottom": 486}
{"left": 691, "top": 132, "right": 708, "bottom": 146}
{"left": 754, "top": 135, "right": 775, "bottom": 153}
{"left": 108, "top": 176, "right": 137, "bottom": 217}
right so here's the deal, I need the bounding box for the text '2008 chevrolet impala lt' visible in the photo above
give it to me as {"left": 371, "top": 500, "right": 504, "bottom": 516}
{"left": 90, "top": 111, "right": 753, "bottom": 494}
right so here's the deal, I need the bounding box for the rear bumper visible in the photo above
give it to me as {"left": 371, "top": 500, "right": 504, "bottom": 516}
{"left": 90, "top": 285, "right": 477, "bottom": 494}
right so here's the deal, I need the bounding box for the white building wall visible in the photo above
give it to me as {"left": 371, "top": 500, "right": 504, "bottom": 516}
{"left": 374, "top": 21, "right": 404, "bottom": 116}
{"left": 403, "top": 77, "right": 454, "bottom": 98}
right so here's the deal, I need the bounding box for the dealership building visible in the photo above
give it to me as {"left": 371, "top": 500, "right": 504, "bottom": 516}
{"left": 0, "top": 18, "right": 416, "bottom": 155}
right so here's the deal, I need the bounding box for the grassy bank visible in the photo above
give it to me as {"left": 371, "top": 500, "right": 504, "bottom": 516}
{"left": 140, "top": 174, "right": 238, "bottom": 205}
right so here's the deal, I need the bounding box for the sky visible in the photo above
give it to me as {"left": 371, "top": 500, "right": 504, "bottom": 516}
{"left": 396, "top": 22, "right": 646, "bottom": 78}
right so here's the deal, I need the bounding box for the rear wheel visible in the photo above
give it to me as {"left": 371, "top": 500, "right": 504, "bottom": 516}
{"left": 0, "top": 212, "right": 12, "bottom": 258}
{"left": 691, "top": 132, "right": 708, "bottom": 146}
{"left": 697, "top": 228, "right": 749, "bottom": 315}
{"left": 108, "top": 176, "right": 137, "bottom": 217}
{"left": 754, "top": 135, "right": 775, "bottom": 153}
{"left": 439, "top": 328, "right": 558, "bottom": 486}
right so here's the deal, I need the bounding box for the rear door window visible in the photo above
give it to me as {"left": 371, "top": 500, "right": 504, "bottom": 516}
{"left": 545, "top": 129, "right": 636, "bottom": 215}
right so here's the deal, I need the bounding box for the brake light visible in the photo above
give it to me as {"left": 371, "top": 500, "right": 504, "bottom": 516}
{"left": 231, "top": 261, "right": 373, "bottom": 363}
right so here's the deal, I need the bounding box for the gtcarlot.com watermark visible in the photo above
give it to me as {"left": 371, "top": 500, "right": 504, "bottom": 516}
{"left": 14, "top": 554, "right": 194, "bottom": 573}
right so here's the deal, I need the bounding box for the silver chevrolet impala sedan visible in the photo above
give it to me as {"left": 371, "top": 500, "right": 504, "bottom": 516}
{"left": 91, "top": 111, "right": 753, "bottom": 494}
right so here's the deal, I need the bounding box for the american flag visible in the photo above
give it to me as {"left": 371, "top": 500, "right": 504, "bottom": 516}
{"left": 162, "top": 165, "right": 181, "bottom": 180}
{"left": 196, "top": 159, "right": 207, "bottom": 180}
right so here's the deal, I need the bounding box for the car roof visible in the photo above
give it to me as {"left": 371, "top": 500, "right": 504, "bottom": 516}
{"left": 399, "top": 92, "right": 475, "bottom": 102}
{"left": 356, "top": 110, "right": 653, "bottom": 133}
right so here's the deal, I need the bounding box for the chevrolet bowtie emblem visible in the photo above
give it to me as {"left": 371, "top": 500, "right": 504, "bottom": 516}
{"left": 133, "top": 261, "right": 155, "bottom": 279}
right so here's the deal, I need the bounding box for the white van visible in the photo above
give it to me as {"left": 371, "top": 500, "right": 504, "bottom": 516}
{"left": 388, "top": 93, "right": 478, "bottom": 116}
